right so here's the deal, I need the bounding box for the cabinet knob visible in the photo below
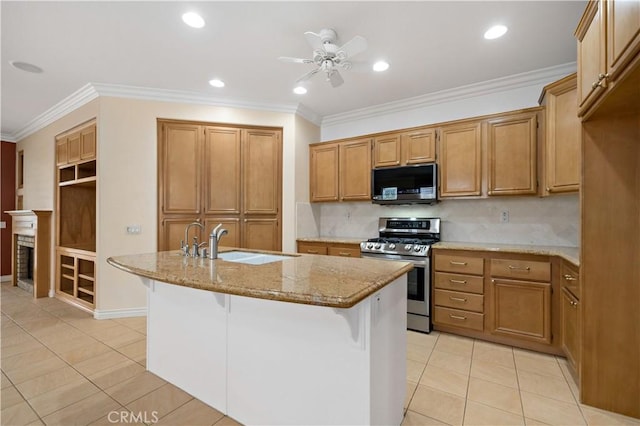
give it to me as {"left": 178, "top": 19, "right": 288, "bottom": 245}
{"left": 592, "top": 81, "right": 603, "bottom": 89}
{"left": 597, "top": 73, "right": 610, "bottom": 81}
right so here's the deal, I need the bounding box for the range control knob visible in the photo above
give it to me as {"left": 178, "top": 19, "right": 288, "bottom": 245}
{"left": 374, "top": 244, "right": 382, "bottom": 249}
{"left": 388, "top": 243, "right": 396, "bottom": 250}
{"left": 414, "top": 246, "right": 422, "bottom": 252}
{"left": 366, "top": 243, "right": 373, "bottom": 249}
{"left": 404, "top": 244, "right": 413, "bottom": 251}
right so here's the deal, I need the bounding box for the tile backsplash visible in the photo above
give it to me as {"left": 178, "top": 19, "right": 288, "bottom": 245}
{"left": 297, "top": 193, "right": 579, "bottom": 247}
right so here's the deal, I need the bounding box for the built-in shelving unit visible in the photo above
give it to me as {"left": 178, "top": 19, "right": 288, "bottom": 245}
{"left": 55, "top": 119, "right": 97, "bottom": 312}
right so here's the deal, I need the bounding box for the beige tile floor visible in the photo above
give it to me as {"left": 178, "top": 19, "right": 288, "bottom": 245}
{"left": 2, "top": 281, "right": 639, "bottom": 426}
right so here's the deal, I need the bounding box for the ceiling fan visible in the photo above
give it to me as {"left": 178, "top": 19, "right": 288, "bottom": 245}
{"left": 279, "top": 28, "right": 368, "bottom": 88}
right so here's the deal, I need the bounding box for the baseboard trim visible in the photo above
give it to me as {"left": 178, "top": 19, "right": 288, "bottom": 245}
{"left": 93, "top": 307, "right": 147, "bottom": 320}
{"left": 1, "top": 275, "right": 12, "bottom": 282}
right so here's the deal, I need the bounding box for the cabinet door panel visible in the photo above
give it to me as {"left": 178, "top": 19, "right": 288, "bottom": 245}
{"left": 205, "top": 218, "right": 241, "bottom": 249}
{"left": 373, "top": 134, "right": 401, "bottom": 168}
{"left": 403, "top": 128, "right": 436, "bottom": 164}
{"left": 561, "top": 287, "right": 580, "bottom": 372}
{"left": 243, "top": 130, "right": 281, "bottom": 215}
{"left": 439, "top": 123, "right": 482, "bottom": 197}
{"left": 577, "top": 1, "right": 606, "bottom": 112}
{"left": 340, "top": 139, "right": 371, "bottom": 201}
{"left": 546, "top": 82, "right": 580, "bottom": 192}
{"left": 160, "top": 124, "right": 201, "bottom": 214}
{"left": 67, "top": 132, "right": 81, "bottom": 163}
{"left": 297, "top": 242, "right": 328, "bottom": 255}
{"left": 56, "top": 139, "right": 69, "bottom": 166}
{"left": 80, "top": 125, "right": 96, "bottom": 160}
{"left": 490, "top": 278, "right": 551, "bottom": 343}
{"left": 310, "top": 144, "right": 339, "bottom": 202}
{"left": 243, "top": 218, "right": 280, "bottom": 251}
{"left": 607, "top": 0, "right": 640, "bottom": 81}
{"left": 204, "top": 127, "right": 241, "bottom": 215}
{"left": 487, "top": 113, "right": 537, "bottom": 195}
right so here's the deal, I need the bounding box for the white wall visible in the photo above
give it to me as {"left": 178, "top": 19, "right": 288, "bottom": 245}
{"left": 97, "top": 97, "right": 317, "bottom": 314}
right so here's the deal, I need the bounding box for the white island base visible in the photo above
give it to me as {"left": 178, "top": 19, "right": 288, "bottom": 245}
{"left": 142, "top": 276, "right": 407, "bottom": 426}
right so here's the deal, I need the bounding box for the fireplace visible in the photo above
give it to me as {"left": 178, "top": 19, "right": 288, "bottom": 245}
{"left": 6, "top": 210, "right": 52, "bottom": 298}
{"left": 16, "top": 235, "right": 35, "bottom": 293}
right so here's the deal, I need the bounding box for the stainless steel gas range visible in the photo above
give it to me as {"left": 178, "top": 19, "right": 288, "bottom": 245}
{"left": 360, "top": 217, "right": 441, "bottom": 333}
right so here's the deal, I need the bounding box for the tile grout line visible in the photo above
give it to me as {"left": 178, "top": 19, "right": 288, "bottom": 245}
{"left": 555, "top": 355, "right": 588, "bottom": 425}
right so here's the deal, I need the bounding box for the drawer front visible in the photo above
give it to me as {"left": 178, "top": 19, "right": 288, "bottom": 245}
{"left": 490, "top": 258, "right": 551, "bottom": 282}
{"left": 435, "top": 289, "right": 484, "bottom": 313}
{"left": 297, "top": 243, "right": 328, "bottom": 255}
{"left": 434, "top": 254, "right": 484, "bottom": 275}
{"left": 561, "top": 262, "right": 580, "bottom": 299}
{"left": 434, "top": 272, "right": 484, "bottom": 294}
{"left": 434, "top": 306, "right": 484, "bottom": 331}
{"left": 327, "top": 246, "right": 360, "bottom": 258}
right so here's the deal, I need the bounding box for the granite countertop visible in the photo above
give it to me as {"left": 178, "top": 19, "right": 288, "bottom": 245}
{"left": 432, "top": 242, "right": 579, "bottom": 266}
{"left": 296, "top": 237, "right": 366, "bottom": 245}
{"left": 107, "top": 248, "right": 412, "bottom": 309}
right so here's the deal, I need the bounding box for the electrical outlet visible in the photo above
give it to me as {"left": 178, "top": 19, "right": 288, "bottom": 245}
{"left": 0, "top": 221, "right": 6, "bottom": 229}
{"left": 500, "top": 211, "right": 509, "bottom": 223}
{"left": 126, "top": 225, "right": 141, "bottom": 234}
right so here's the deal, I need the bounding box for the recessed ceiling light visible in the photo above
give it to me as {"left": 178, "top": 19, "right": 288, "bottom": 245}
{"left": 9, "top": 61, "right": 43, "bottom": 73}
{"left": 209, "top": 79, "right": 225, "bottom": 88}
{"left": 484, "top": 25, "right": 508, "bottom": 40}
{"left": 293, "top": 86, "right": 307, "bottom": 95}
{"left": 182, "top": 12, "right": 205, "bottom": 29}
{"left": 372, "top": 61, "right": 389, "bottom": 72}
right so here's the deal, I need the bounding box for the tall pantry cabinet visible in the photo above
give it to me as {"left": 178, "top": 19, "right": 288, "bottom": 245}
{"left": 55, "top": 119, "right": 97, "bottom": 312}
{"left": 157, "top": 120, "right": 282, "bottom": 252}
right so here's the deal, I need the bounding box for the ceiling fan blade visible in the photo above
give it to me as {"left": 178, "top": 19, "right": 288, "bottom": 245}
{"left": 303, "top": 31, "right": 323, "bottom": 50}
{"left": 343, "top": 61, "right": 369, "bottom": 72}
{"left": 296, "top": 68, "right": 320, "bottom": 83}
{"left": 278, "top": 56, "right": 314, "bottom": 64}
{"left": 337, "top": 35, "right": 368, "bottom": 58}
{"left": 328, "top": 70, "right": 344, "bottom": 88}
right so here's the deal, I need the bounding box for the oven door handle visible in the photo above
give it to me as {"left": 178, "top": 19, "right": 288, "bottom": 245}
{"left": 360, "top": 253, "right": 427, "bottom": 266}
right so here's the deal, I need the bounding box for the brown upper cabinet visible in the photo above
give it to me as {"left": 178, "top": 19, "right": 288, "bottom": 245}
{"left": 158, "top": 120, "right": 282, "bottom": 252}
{"left": 56, "top": 123, "right": 96, "bottom": 167}
{"left": 372, "top": 128, "right": 436, "bottom": 168}
{"left": 310, "top": 138, "right": 372, "bottom": 202}
{"left": 487, "top": 111, "right": 538, "bottom": 196}
{"left": 576, "top": 0, "right": 640, "bottom": 117}
{"left": 438, "top": 121, "right": 482, "bottom": 198}
{"left": 539, "top": 74, "right": 580, "bottom": 194}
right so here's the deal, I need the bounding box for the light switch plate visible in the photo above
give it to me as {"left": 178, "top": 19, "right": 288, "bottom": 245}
{"left": 126, "top": 225, "right": 141, "bottom": 234}
{"left": 0, "top": 221, "right": 6, "bottom": 229}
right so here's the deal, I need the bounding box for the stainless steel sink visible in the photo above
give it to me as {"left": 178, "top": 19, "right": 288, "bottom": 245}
{"left": 218, "top": 251, "right": 292, "bottom": 265}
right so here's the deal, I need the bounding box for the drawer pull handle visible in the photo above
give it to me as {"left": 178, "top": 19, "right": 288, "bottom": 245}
{"left": 449, "top": 279, "right": 467, "bottom": 284}
{"left": 307, "top": 250, "right": 319, "bottom": 254}
{"left": 338, "top": 252, "right": 351, "bottom": 257}
{"left": 449, "top": 296, "right": 467, "bottom": 302}
{"left": 449, "top": 314, "right": 467, "bottom": 321}
{"left": 508, "top": 265, "right": 530, "bottom": 271}
{"left": 563, "top": 274, "right": 578, "bottom": 281}
{"left": 450, "top": 261, "right": 467, "bottom": 266}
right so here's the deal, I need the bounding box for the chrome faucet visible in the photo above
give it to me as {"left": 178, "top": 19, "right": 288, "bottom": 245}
{"left": 181, "top": 222, "right": 204, "bottom": 257}
{"left": 208, "top": 223, "right": 228, "bottom": 259}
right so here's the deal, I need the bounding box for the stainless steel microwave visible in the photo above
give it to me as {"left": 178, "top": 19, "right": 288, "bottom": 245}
{"left": 371, "top": 163, "right": 438, "bottom": 205}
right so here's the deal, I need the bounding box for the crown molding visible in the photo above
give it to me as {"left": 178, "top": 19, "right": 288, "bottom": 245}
{"left": 11, "top": 83, "right": 99, "bottom": 142}
{"left": 295, "top": 103, "right": 323, "bottom": 126}
{"left": 321, "top": 62, "right": 577, "bottom": 127}
{"left": 1, "top": 133, "right": 17, "bottom": 142}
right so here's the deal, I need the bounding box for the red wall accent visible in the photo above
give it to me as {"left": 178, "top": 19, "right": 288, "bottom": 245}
{"left": 1, "top": 141, "right": 16, "bottom": 276}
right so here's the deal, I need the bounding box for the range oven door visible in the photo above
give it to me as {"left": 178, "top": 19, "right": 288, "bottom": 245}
{"left": 360, "top": 252, "right": 430, "bottom": 318}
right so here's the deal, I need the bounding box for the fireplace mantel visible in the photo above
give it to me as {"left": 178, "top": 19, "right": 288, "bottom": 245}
{"left": 6, "top": 210, "right": 52, "bottom": 298}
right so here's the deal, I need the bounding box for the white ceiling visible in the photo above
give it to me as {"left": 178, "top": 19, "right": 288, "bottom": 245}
{"left": 1, "top": 1, "right": 586, "bottom": 140}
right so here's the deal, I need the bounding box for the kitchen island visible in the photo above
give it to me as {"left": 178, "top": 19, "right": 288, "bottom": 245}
{"left": 107, "top": 249, "right": 412, "bottom": 426}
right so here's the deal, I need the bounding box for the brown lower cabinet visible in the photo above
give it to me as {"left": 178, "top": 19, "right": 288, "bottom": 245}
{"left": 432, "top": 249, "right": 563, "bottom": 356}
{"left": 296, "top": 240, "right": 361, "bottom": 258}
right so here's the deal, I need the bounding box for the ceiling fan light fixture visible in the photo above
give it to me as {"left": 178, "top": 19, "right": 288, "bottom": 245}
{"left": 484, "top": 25, "right": 508, "bottom": 40}
{"left": 293, "top": 86, "right": 307, "bottom": 95}
{"left": 182, "top": 12, "right": 205, "bottom": 29}
{"left": 373, "top": 61, "right": 389, "bottom": 72}
{"left": 209, "top": 79, "right": 225, "bottom": 88}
